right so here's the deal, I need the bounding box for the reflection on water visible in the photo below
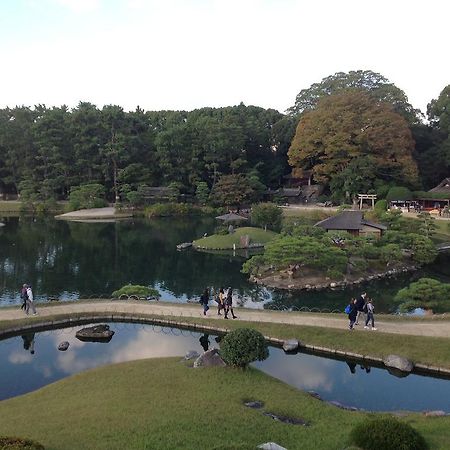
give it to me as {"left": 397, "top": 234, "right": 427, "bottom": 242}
{"left": 1, "top": 216, "right": 449, "bottom": 312}
{"left": 1, "top": 323, "right": 450, "bottom": 412}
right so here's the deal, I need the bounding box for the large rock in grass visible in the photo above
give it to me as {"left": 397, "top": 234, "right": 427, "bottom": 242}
{"left": 75, "top": 324, "right": 115, "bottom": 343}
{"left": 193, "top": 348, "right": 226, "bottom": 368}
{"left": 383, "top": 355, "right": 414, "bottom": 373}
{"left": 257, "top": 443, "right": 287, "bottom": 450}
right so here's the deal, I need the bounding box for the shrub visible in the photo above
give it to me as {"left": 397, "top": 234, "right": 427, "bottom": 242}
{"left": 68, "top": 184, "right": 107, "bottom": 211}
{"left": 386, "top": 186, "right": 413, "bottom": 202}
{"left": 349, "top": 417, "right": 428, "bottom": 450}
{"left": 374, "top": 199, "right": 388, "bottom": 214}
{"left": 251, "top": 202, "right": 282, "bottom": 231}
{"left": 220, "top": 328, "right": 269, "bottom": 368}
{"left": 144, "top": 203, "right": 197, "bottom": 217}
{"left": 0, "top": 436, "right": 44, "bottom": 450}
{"left": 111, "top": 284, "right": 160, "bottom": 299}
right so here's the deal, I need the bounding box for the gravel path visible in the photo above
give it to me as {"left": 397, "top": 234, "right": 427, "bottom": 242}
{"left": 1, "top": 301, "right": 449, "bottom": 338}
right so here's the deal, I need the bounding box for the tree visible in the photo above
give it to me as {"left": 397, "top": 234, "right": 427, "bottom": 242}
{"left": 288, "top": 69, "right": 420, "bottom": 123}
{"left": 68, "top": 183, "right": 107, "bottom": 211}
{"left": 195, "top": 181, "right": 210, "bottom": 205}
{"left": 385, "top": 186, "right": 413, "bottom": 203}
{"left": 251, "top": 202, "right": 282, "bottom": 231}
{"left": 409, "top": 234, "right": 437, "bottom": 265}
{"left": 288, "top": 91, "right": 419, "bottom": 189}
{"left": 394, "top": 278, "right": 450, "bottom": 313}
{"left": 417, "top": 211, "right": 436, "bottom": 238}
{"left": 210, "top": 174, "right": 254, "bottom": 208}
{"left": 220, "top": 328, "right": 268, "bottom": 368}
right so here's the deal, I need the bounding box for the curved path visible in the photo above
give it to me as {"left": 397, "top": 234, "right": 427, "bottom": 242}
{"left": 1, "top": 300, "right": 449, "bottom": 338}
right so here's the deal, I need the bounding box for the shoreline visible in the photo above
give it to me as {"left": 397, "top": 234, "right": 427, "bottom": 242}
{"left": 251, "top": 264, "right": 418, "bottom": 291}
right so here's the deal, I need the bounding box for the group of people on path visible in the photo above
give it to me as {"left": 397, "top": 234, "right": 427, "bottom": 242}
{"left": 199, "top": 287, "right": 237, "bottom": 320}
{"left": 20, "top": 284, "right": 38, "bottom": 315}
{"left": 346, "top": 292, "right": 376, "bottom": 331}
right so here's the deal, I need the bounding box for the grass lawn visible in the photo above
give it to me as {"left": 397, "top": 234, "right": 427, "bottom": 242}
{"left": 193, "top": 227, "right": 278, "bottom": 249}
{"left": 0, "top": 201, "right": 22, "bottom": 213}
{"left": 0, "top": 357, "right": 449, "bottom": 450}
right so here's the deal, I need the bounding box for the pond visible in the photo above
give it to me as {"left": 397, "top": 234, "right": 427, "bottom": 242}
{"left": 1, "top": 322, "right": 449, "bottom": 412}
{"left": 0, "top": 216, "right": 449, "bottom": 312}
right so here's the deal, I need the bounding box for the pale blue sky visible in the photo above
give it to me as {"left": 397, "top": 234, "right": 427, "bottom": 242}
{"left": 0, "top": 0, "right": 448, "bottom": 114}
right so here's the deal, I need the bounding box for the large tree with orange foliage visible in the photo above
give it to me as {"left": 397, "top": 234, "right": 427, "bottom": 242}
{"left": 288, "top": 90, "right": 419, "bottom": 189}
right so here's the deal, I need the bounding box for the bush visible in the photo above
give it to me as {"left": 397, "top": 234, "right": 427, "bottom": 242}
{"left": 0, "top": 436, "right": 44, "bottom": 450}
{"left": 111, "top": 284, "right": 160, "bottom": 299}
{"left": 251, "top": 202, "right": 282, "bottom": 231}
{"left": 144, "top": 203, "right": 196, "bottom": 217}
{"left": 374, "top": 199, "right": 388, "bottom": 214}
{"left": 68, "top": 184, "right": 107, "bottom": 211}
{"left": 220, "top": 328, "right": 269, "bottom": 368}
{"left": 349, "top": 417, "right": 428, "bottom": 450}
{"left": 386, "top": 186, "right": 413, "bottom": 202}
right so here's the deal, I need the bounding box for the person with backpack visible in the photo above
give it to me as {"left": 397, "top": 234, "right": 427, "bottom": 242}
{"left": 224, "top": 287, "right": 237, "bottom": 319}
{"left": 347, "top": 298, "right": 358, "bottom": 330}
{"left": 364, "top": 298, "right": 377, "bottom": 331}
{"left": 199, "top": 288, "right": 210, "bottom": 316}
{"left": 20, "top": 284, "right": 28, "bottom": 311}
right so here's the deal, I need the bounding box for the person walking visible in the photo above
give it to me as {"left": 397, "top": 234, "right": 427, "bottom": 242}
{"left": 348, "top": 298, "right": 358, "bottom": 330}
{"left": 217, "top": 287, "right": 225, "bottom": 316}
{"left": 364, "top": 298, "right": 377, "bottom": 331}
{"left": 224, "top": 287, "right": 237, "bottom": 319}
{"left": 199, "top": 288, "right": 210, "bottom": 316}
{"left": 25, "top": 285, "right": 37, "bottom": 316}
{"left": 20, "top": 284, "right": 28, "bottom": 311}
{"left": 354, "top": 292, "right": 367, "bottom": 325}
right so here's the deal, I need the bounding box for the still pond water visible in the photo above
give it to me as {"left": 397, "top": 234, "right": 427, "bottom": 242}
{"left": 0, "top": 216, "right": 449, "bottom": 312}
{"left": 1, "top": 322, "right": 449, "bottom": 412}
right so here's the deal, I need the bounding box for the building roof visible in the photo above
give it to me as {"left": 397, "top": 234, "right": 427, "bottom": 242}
{"left": 215, "top": 212, "right": 248, "bottom": 222}
{"left": 315, "top": 210, "right": 387, "bottom": 231}
{"left": 429, "top": 178, "right": 450, "bottom": 194}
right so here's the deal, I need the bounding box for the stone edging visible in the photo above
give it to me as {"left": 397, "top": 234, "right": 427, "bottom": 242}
{"left": 1, "top": 313, "right": 450, "bottom": 379}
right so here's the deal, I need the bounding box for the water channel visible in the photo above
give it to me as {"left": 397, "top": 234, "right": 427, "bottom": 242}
{"left": 1, "top": 322, "right": 449, "bottom": 412}
{"left": 0, "top": 216, "right": 449, "bottom": 312}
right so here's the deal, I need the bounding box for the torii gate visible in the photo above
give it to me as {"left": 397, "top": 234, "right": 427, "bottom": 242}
{"left": 358, "top": 193, "right": 377, "bottom": 210}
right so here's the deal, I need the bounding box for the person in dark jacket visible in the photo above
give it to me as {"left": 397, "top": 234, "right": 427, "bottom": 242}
{"left": 354, "top": 292, "right": 367, "bottom": 325}
{"left": 224, "top": 287, "right": 237, "bottom": 319}
{"left": 199, "top": 288, "right": 210, "bottom": 316}
{"left": 348, "top": 298, "right": 358, "bottom": 330}
{"left": 20, "top": 284, "right": 28, "bottom": 311}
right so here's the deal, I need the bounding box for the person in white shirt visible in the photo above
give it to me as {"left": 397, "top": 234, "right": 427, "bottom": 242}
{"left": 25, "top": 285, "right": 37, "bottom": 315}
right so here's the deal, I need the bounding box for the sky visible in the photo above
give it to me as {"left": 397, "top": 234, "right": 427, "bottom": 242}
{"left": 0, "top": 0, "right": 448, "bottom": 115}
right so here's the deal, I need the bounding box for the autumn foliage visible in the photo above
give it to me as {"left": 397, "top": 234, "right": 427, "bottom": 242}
{"left": 288, "top": 90, "right": 419, "bottom": 188}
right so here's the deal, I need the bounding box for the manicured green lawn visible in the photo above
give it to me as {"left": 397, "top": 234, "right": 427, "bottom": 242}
{"left": 0, "top": 201, "right": 22, "bottom": 213}
{"left": 193, "top": 227, "right": 278, "bottom": 249}
{"left": 0, "top": 357, "right": 448, "bottom": 450}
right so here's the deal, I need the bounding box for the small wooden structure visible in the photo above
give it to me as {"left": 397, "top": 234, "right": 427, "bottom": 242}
{"left": 315, "top": 210, "right": 386, "bottom": 238}
{"left": 358, "top": 194, "right": 377, "bottom": 210}
{"left": 215, "top": 212, "right": 248, "bottom": 223}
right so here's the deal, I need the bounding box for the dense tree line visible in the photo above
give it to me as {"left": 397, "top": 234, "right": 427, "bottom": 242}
{"left": 0, "top": 103, "right": 293, "bottom": 202}
{"left": 0, "top": 70, "right": 448, "bottom": 205}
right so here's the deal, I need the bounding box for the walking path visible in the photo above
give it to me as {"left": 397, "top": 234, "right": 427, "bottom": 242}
{"left": 1, "top": 300, "right": 449, "bottom": 338}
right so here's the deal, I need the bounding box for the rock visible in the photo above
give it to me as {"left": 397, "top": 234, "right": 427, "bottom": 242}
{"left": 424, "top": 410, "right": 447, "bottom": 417}
{"left": 257, "top": 443, "right": 287, "bottom": 450}
{"left": 330, "top": 282, "right": 337, "bottom": 288}
{"left": 184, "top": 350, "right": 200, "bottom": 360}
{"left": 328, "top": 401, "right": 359, "bottom": 411}
{"left": 383, "top": 354, "right": 414, "bottom": 373}
{"left": 193, "top": 348, "right": 226, "bottom": 368}
{"left": 308, "top": 391, "right": 322, "bottom": 401}
{"left": 282, "top": 339, "right": 300, "bottom": 353}
{"left": 75, "top": 324, "right": 115, "bottom": 343}
{"left": 244, "top": 401, "right": 264, "bottom": 409}
{"left": 58, "top": 341, "right": 69, "bottom": 351}
{"left": 263, "top": 412, "right": 309, "bottom": 426}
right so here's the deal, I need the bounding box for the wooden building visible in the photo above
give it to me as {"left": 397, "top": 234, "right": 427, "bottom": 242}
{"left": 315, "top": 210, "right": 387, "bottom": 237}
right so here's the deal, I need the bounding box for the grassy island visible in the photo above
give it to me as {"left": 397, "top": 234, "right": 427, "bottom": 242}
{"left": 193, "top": 226, "right": 278, "bottom": 250}
{"left": 0, "top": 357, "right": 449, "bottom": 449}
